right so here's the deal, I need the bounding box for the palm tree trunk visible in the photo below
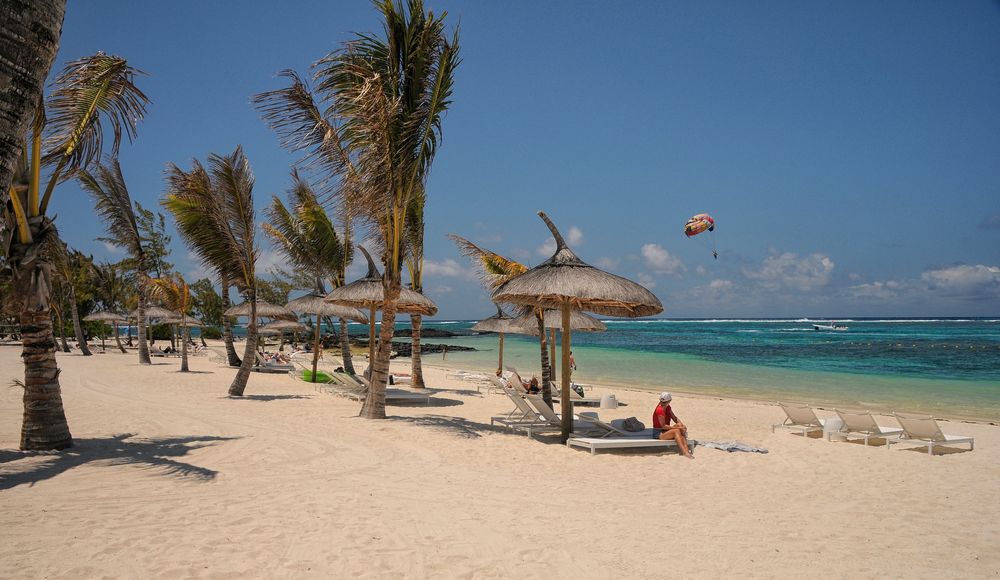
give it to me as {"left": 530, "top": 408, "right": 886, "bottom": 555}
{"left": 309, "top": 314, "right": 321, "bottom": 382}
{"left": 126, "top": 323, "right": 133, "bottom": 346}
{"left": 136, "top": 290, "right": 151, "bottom": 364}
{"left": 52, "top": 308, "right": 70, "bottom": 352}
{"left": 228, "top": 298, "right": 256, "bottom": 396}
{"left": 537, "top": 308, "right": 553, "bottom": 408}
{"left": 410, "top": 313, "right": 425, "bottom": 388}
{"left": 0, "top": 0, "right": 66, "bottom": 194}
{"left": 360, "top": 282, "right": 399, "bottom": 419}
{"left": 199, "top": 332, "right": 207, "bottom": 347}
{"left": 19, "top": 307, "right": 73, "bottom": 450}
{"left": 113, "top": 323, "right": 126, "bottom": 353}
{"left": 339, "top": 318, "right": 355, "bottom": 375}
{"left": 220, "top": 275, "right": 241, "bottom": 366}
{"left": 68, "top": 285, "right": 91, "bottom": 356}
{"left": 180, "top": 325, "right": 189, "bottom": 372}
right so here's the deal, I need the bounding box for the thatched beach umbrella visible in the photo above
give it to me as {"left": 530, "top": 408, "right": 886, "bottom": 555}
{"left": 224, "top": 299, "right": 296, "bottom": 321}
{"left": 324, "top": 246, "right": 438, "bottom": 373}
{"left": 134, "top": 305, "right": 180, "bottom": 321}
{"left": 493, "top": 211, "right": 662, "bottom": 440}
{"left": 84, "top": 311, "right": 129, "bottom": 351}
{"left": 286, "top": 293, "right": 368, "bottom": 382}
{"left": 472, "top": 304, "right": 530, "bottom": 374}
{"left": 512, "top": 308, "right": 606, "bottom": 378}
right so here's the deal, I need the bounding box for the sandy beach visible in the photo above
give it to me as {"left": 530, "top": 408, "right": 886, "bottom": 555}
{"left": 2, "top": 344, "right": 998, "bottom": 579}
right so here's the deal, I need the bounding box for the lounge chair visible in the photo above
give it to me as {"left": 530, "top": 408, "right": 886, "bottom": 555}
{"left": 341, "top": 374, "right": 433, "bottom": 405}
{"left": 511, "top": 394, "right": 608, "bottom": 438}
{"left": 253, "top": 353, "right": 294, "bottom": 374}
{"left": 567, "top": 436, "right": 682, "bottom": 456}
{"left": 491, "top": 386, "right": 548, "bottom": 429}
{"left": 574, "top": 414, "right": 660, "bottom": 439}
{"left": 567, "top": 385, "right": 605, "bottom": 406}
{"left": 772, "top": 402, "right": 827, "bottom": 436}
{"left": 833, "top": 409, "right": 904, "bottom": 448}
{"left": 893, "top": 412, "right": 975, "bottom": 455}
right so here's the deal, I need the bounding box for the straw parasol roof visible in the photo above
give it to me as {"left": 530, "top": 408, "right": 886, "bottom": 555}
{"left": 325, "top": 246, "right": 439, "bottom": 374}
{"left": 511, "top": 308, "right": 607, "bottom": 332}
{"left": 471, "top": 304, "right": 524, "bottom": 334}
{"left": 493, "top": 211, "right": 662, "bottom": 440}
{"left": 224, "top": 299, "right": 297, "bottom": 320}
{"left": 132, "top": 306, "right": 181, "bottom": 321}
{"left": 260, "top": 319, "right": 307, "bottom": 333}
{"left": 285, "top": 293, "right": 368, "bottom": 323}
{"left": 83, "top": 311, "right": 128, "bottom": 323}
{"left": 323, "top": 247, "right": 438, "bottom": 316}
{"left": 169, "top": 314, "right": 204, "bottom": 328}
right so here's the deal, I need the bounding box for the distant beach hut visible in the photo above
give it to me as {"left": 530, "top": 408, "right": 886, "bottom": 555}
{"left": 324, "top": 246, "right": 438, "bottom": 380}
{"left": 472, "top": 304, "right": 527, "bottom": 374}
{"left": 493, "top": 211, "right": 662, "bottom": 440}
{"left": 285, "top": 293, "right": 368, "bottom": 382}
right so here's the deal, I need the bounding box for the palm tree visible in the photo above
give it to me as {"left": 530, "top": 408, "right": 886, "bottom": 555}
{"left": 1, "top": 53, "right": 147, "bottom": 450}
{"left": 163, "top": 146, "right": 258, "bottom": 397}
{"left": 448, "top": 234, "right": 557, "bottom": 405}
{"left": 79, "top": 159, "right": 153, "bottom": 364}
{"left": 148, "top": 274, "right": 193, "bottom": 372}
{"left": 92, "top": 261, "right": 128, "bottom": 353}
{"left": 404, "top": 192, "right": 427, "bottom": 388}
{"left": 262, "top": 170, "right": 353, "bottom": 376}
{"left": 254, "top": 0, "right": 459, "bottom": 418}
{"left": 50, "top": 244, "right": 94, "bottom": 356}
{"left": 0, "top": 0, "right": 65, "bottom": 194}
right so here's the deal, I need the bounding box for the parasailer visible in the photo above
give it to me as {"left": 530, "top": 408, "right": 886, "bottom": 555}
{"left": 684, "top": 213, "right": 717, "bottom": 259}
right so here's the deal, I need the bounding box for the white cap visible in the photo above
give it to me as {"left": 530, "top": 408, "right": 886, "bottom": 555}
{"left": 659, "top": 392, "right": 672, "bottom": 402}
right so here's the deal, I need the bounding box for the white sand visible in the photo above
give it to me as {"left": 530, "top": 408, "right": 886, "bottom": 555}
{"left": 2, "top": 344, "right": 999, "bottom": 578}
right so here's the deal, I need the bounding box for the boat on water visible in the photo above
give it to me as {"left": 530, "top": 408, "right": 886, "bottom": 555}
{"left": 813, "top": 321, "right": 848, "bottom": 331}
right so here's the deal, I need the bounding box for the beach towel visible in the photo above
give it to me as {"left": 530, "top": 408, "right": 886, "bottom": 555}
{"left": 696, "top": 440, "right": 768, "bottom": 454}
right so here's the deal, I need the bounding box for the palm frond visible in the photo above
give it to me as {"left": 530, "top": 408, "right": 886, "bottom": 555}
{"left": 44, "top": 53, "right": 150, "bottom": 171}
{"left": 78, "top": 158, "right": 144, "bottom": 259}
{"left": 447, "top": 234, "right": 526, "bottom": 290}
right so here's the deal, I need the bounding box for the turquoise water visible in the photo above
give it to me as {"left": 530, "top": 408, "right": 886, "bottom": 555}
{"left": 397, "top": 318, "right": 1000, "bottom": 421}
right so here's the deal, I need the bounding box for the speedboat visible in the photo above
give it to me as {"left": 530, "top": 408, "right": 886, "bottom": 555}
{"left": 813, "top": 322, "right": 848, "bottom": 331}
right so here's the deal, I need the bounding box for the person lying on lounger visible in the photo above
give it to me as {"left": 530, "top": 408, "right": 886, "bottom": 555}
{"left": 653, "top": 392, "right": 693, "bottom": 459}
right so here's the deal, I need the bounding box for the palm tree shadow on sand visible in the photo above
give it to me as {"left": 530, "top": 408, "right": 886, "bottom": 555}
{"left": 0, "top": 433, "right": 239, "bottom": 491}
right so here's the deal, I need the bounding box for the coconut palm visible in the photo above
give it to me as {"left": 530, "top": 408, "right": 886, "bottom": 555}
{"left": 79, "top": 159, "right": 154, "bottom": 364}
{"left": 92, "top": 262, "right": 128, "bottom": 353}
{"left": 50, "top": 243, "right": 96, "bottom": 356}
{"left": 1, "top": 53, "right": 148, "bottom": 451}
{"left": 148, "top": 274, "right": 193, "bottom": 372}
{"left": 262, "top": 170, "right": 356, "bottom": 371}
{"left": 163, "top": 146, "right": 259, "bottom": 397}
{"left": 403, "top": 191, "right": 427, "bottom": 388}
{"left": 448, "top": 234, "right": 557, "bottom": 405}
{"left": 0, "top": 0, "right": 65, "bottom": 194}
{"left": 254, "top": 0, "right": 459, "bottom": 419}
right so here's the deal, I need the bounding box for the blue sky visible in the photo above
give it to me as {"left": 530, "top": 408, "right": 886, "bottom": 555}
{"left": 50, "top": 1, "right": 1000, "bottom": 319}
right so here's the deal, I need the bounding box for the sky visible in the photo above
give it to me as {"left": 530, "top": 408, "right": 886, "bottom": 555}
{"left": 48, "top": 0, "right": 1000, "bottom": 319}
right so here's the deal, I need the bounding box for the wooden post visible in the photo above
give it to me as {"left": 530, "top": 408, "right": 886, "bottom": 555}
{"left": 498, "top": 332, "right": 504, "bottom": 374}
{"left": 561, "top": 302, "right": 572, "bottom": 441}
{"left": 311, "top": 313, "right": 321, "bottom": 382}
{"left": 368, "top": 304, "right": 377, "bottom": 375}
{"left": 550, "top": 328, "right": 557, "bottom": 379}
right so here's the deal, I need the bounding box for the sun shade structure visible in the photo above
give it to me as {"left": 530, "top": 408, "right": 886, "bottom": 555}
{"left": 169, "top": 314, "right": 204, "bottom": 328}
{"left": 471, "top": 304, "right": 530, "bottom": 373}
{"left": 286, "top": 293, "right": 368, "bottom": 383}
{"left": 493, "top": 211, "right": 663, "bottom": 440}
{"left": 132, "top": 306, "right": 180, "bottom": 321}
{"left": 512, "top": 308, "right": 606, "bottom": 379}
{"left": 83, "top": 311, "right": 128, "bottom": 323}
{"left": 225, "top": 299, "right": 297, "bottom": 321}
{"left": 259, "top": 320, "right": 307, "bottom": 333}
{"left": 325, "top": 246, "right": 438, "bottom": 368}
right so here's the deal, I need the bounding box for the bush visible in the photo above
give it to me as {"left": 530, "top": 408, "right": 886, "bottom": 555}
{"left": 151, "top": 324, "right": 173, "bottom": 340}
{"left": 201, "top": 326, "right": 223, "bottom": 340}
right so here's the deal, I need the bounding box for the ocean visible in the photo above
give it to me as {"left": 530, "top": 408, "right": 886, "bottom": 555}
{"left": 394, "top": 318, "right": 1000, "bottom": 422}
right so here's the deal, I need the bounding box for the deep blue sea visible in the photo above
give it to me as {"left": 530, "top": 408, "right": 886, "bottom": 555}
{"left": 396, "top": 318, "right": 1000, "bottom": 421}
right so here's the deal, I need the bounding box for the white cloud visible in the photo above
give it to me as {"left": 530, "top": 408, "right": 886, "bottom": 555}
{"left": 921, "top": 264, "right": 1000, "bottom": 300}
{"left": 256, "top": 249, "right": 285, "bottom": 275}
{"left": 695, "top": 265, "right": 707, "bottom": 276}
{"left": 101, "top": 241, "right": 124, "bottom": 255}
{"left": 687, "top": 279, "right": 735, "bottom": 301}
{"left": 743, "top": 252, "right": 834, "bottom": 291}
{"left": 427, "top": 285, "right": 453, "bottom": 294}
{"left": 641, "top": 243, "right": 684, "bottom": 275}
{"left": 595, "top": 257, "right": 620, "bottom": 270}
{"left": 537, "top": 226, "right": 583, "bottom": 256}
{"left": 422, "top": 258, "right": 472, "bottom": 278}
{"left": 847, "top": 280, "right": 907, "bottom": 301}
{"left": 636, "top": 272, "right": 656, "bottom": 289}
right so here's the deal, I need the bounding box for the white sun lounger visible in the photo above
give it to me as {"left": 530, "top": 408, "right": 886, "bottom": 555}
{"left": 566, "top": 437, "right": 680, "bottom": 456}
{"left": 893, "top": 412, "right": 974, "bottom": 455}
{"left": 491, "top": 385, "right": 546, "bottom": 428}
{"left": 772, "top": 402, "right": 827, "bottom": 436}
{"left": 833, "top": 409, "right": 904, "bottom": 448}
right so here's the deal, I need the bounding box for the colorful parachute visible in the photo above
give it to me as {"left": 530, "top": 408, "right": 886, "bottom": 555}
{"left": 684, "top": 213, "right": 715, "bottom": 237}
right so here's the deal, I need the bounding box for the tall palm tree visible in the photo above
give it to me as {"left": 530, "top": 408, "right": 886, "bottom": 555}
{"left": 219, "top": 274, "right": 241, "bottom": 366}
{"left": 448, "top": 234, "right": 556, "bottom": 405}
{"left": 92, "top": 261, "right": 128, "bottom": 353}
{"left": 262, "top": 170, "right": 352, "bottom": 377}
{"left": 1, "top": 53, "right": 147, "bottom": 451}
{"left": 0, "top": 0, "right": 65, "bottom": 194}
{"left": 50, "top": 244, "right": 94, "bottom": 356}
{"left": 79, "top": 159, "right": 153, "bottom": 364}
{"left": 404, "top": 191, "right": 427, "bottom": 388}
{"left": 148, "top": 274, "right": 192, "bottom": 372}
{"left": 254, "top": 0, "right": 459, "bottom": 419}
{"left": 163, "top": 146, "right": 258, "bottom": 397}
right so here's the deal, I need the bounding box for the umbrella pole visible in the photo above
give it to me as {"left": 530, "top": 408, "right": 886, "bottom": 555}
{"left": 561, "top": 302, "right": 572, "bottom": 442}
{"left": 498, "top": 332, "right": 504, "bottom": 374}
{"left": 311, "top": 313, "right": 321, "bottom": 382}
{"left": 550, "top": 328, "right": 557, "bottom": 379}
{"left": 369, "top": 305, "right": 377, "bottom": 377}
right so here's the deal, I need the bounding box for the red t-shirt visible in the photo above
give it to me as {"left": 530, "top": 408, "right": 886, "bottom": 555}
{"left": 652, "top": 404, "right": 676, "bottom": 429}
